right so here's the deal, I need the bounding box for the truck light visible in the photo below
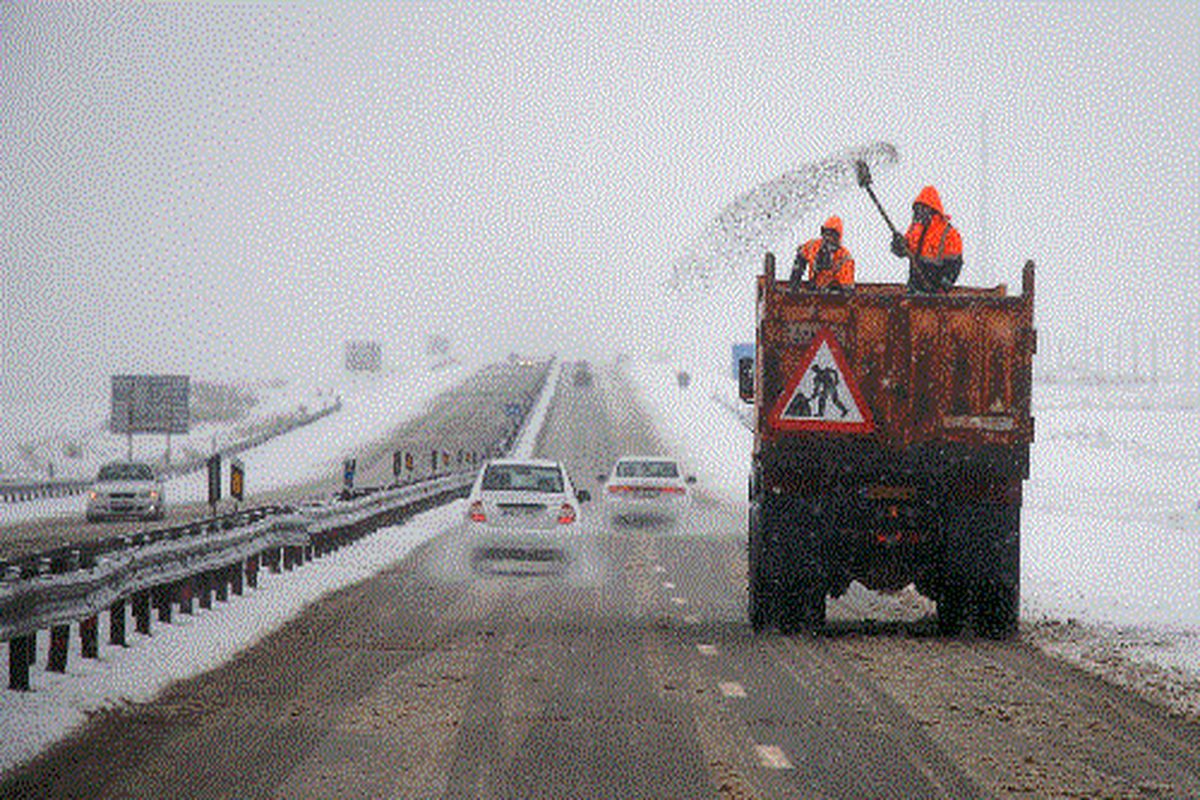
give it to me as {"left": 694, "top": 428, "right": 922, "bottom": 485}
{"left": 468, "top": 500, "right": 486, "bottom": 523}
{"left": 557, "top": 503, "right": 576, "bottom": 525}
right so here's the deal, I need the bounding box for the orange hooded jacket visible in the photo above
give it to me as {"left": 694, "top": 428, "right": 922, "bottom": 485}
{"left": 903, "top": 186, "right": 962, "bottom": 269}
{"left": 794, "top": 216, "right": 855, "bottom": 288}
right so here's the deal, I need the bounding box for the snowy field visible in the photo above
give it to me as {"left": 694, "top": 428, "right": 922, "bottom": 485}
{"left": 3, "top": 357, "right": 1200, "bottom": 774}
{"left": 1, "top": 365, "right": 470, "bottom": 525}
{"left": 626, "top": 359, "right": 1200, "bottom": 715}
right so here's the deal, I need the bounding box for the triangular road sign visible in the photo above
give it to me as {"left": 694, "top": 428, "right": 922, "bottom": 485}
{"left": 767, "top": 327, "right": 875, "bottom": 433}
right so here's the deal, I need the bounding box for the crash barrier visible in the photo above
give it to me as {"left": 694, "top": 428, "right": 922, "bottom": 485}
{"left": 0, "top": 400, "right": 343, "bottom": 505}
{"left": 158, "top": 399, "right": 343, "bottom": 481}
{"left": 0, "top": 471, "right": 474, "bottom": 691}
{"left": 0, "top": 478, "right": 93, "bottom": 504}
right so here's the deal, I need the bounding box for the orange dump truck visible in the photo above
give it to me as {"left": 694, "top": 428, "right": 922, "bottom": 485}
{"left": 740, "top": 254, "right": 1036, "bottom": 637}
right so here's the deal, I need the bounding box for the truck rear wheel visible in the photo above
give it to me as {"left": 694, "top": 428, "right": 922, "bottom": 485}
{"left": 748, "top": 497, "right": 774, "bottom": 632}
{"left": 779, "top": 500, "right": 827, "bottom": 635}
{"left": 977, "top": 580, "right": 1018, "bottom": 638}
{"left": 940, "top": 500, "right": 1020, "bottom": 638}
{"left": 779, "top": 582, "right": 825, "bottom": 635}
{"left": 977, "top": 508, "right": 1020, "bottom": 638}
{"left": 935, "top": 580, "right": 966, "bottom": 636}
{"left": 749, "top": 579, "right": 772, "bottom": 632}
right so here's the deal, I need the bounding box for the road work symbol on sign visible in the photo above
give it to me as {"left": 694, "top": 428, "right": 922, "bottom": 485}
{"left": 768, "top": 327, "right": 875, "bottom": 433}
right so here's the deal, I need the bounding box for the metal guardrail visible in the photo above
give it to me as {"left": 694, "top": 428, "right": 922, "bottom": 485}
{"left": 0, "top": 357, "right": 555, "bottom": 691}
{"left": 1, "top": 470, "right": 474, "bottom": 689}
{"left": 0, "top": 478, "right": 93, "bottom": 504}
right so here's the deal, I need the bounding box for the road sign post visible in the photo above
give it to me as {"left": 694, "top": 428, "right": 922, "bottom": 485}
{"left": 207, "top": 454, "right": 221, "bottom": 517}
{"left": 230, "top": 458, "right": 244, "bottom": 507}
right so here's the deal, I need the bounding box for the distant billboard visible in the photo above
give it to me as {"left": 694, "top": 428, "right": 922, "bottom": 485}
{"left": 345, "top": 340, "right": 382, "bottom": 372}
{"left": 110, "top": 374, "right": 190, "bottom": 435}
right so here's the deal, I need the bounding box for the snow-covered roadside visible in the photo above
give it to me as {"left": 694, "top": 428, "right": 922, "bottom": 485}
{"left": 2, "top": 364, "right": 470, "bottom": 525}
{"left": 0, "top": 358, "right": 557, "bottom": 775}
{"left": 0, "top": 501, "right": 463, "bottom": 774}
{"left": 624, "top": 358, "right": 1200, "bottom": 718}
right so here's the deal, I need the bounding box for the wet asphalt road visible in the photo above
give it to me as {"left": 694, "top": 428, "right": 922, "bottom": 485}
{"left": 5, "top": 364, "right": 1200, "bottom": 799}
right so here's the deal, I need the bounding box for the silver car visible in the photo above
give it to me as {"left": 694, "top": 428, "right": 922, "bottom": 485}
{"left": 85, "top": 461, "right": 166, "bottom": 522}
{"left": 465, "top": 459, "right": 590, "bottom": 573}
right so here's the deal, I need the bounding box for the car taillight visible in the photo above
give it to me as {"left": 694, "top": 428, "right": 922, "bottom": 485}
{"left": 88, "top": 491, "right": 98, "bottom": 501}
{"left": 608, "top": 485, "right": 632, "bottom": 494}
{"left": 557, "top": 503, "right": 576, "bottom": 525}
{"left": 661, "top": 486, "right": 685, "bottom": 495}
{"left": 468, "top": 500, "right": 486, "bottom": 523}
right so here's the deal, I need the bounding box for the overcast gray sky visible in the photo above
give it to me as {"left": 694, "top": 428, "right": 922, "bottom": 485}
{"left": 3, "top": 2, "right": 1198, "bottom": 405}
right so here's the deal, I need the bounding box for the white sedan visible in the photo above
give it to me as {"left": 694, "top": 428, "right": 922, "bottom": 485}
{"left": 599, "top": 456, "right": 695, "bottom": 525}
{"left": 464, "top": 459, "right": 591, "bottom": 573}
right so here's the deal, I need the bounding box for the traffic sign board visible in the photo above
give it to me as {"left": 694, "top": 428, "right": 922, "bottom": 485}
{"left": 767, "top": 327, "right": 874, "bottom": 433}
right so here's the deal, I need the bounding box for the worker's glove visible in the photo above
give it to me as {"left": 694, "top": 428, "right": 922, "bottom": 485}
{"left": 890, "top": 232, "right": 908, "bottom": 257}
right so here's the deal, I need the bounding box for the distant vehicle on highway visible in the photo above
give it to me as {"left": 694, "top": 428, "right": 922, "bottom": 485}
{"left": 465, "top": 459, "right": 590, "bottom": 574}
{"left": 599, "top": 456, "right": 695, "bottom": 525}
{"left": 572, "top": 361, "right": 593, "bottom": 387}
{"left": 85, "top": 461, "right": 166, "bottom": 522}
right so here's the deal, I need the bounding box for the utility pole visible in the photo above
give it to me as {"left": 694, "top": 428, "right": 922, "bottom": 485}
{"left": 977, "top": 110, "right": 992, "bottom": 287}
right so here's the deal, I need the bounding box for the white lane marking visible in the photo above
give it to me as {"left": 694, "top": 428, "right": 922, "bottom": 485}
{"left": 754, "top": 744, "right": 794, "bottom": 770}
{"left": 682, "top": 614, "right": 700, "bottom": 625}
{"left": 696, "top": 644, "right": 718, "bottom": 656}
{"left": 663, "top": 581, "right": 676, "bottom": 590}
{"left": 671, "top": 597, "right": 687, "bottom": 606}
{"left": 718, "top": 681, "right": 747, "bottom": 698}
{"left": 654, "top": 565, "right": 667, "bottom": 574}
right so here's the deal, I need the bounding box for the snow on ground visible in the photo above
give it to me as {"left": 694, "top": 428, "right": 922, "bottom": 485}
{"left": 625, "top": 358, "right": 1200, "bottom": 716}
{"left": 1, "top": 364, "right": 470, "bottom": 525}
{"left": 0, "top": 502, "right": 463, "bottom": 773}
{"left": 2, "top": 355, "right": 1199, "bottom": 775}
{"left": 0, "top": 359, "right": 561, "bottom": 775}
{"left": 1, "top": 378, "right": 339, "bottom": 484}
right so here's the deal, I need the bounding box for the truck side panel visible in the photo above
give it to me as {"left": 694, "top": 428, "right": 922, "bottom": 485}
{"left": 755, "top": 267, "right": 1035, "bottom": 456}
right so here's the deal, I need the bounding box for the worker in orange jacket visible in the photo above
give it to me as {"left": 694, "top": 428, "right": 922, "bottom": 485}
{"left": 790, "top": 216, "right": 855, "bottom": 292}
{"left": 891, "top": 186, "right": 963, "bottom": 293}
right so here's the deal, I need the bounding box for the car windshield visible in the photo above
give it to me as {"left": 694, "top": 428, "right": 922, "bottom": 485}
{"left": 97, "top": 463, "right": 154, "bottom": 482}
{"left": 615, "top": 460, "right": 680, "bottom": 479}
{"left": 481, "top": 464, "right": 564, "bottom": 493}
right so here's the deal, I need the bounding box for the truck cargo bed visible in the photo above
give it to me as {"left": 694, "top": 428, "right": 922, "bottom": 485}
{"left": 753, "top": 259, "right": 1036, "bottom": 455}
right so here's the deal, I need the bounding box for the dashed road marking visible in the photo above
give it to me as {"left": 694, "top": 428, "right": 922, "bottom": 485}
{"left": 696, "top": 644, "right": 718, "bottom": 656}
{"left": 754, "top": 744, "right": 794, "bottom": 770}
{"left": 654, "top": 565, "right": 667, "bottom": 574}
{"left": 682, "top": 614, "right": 700, "bottom": 625}
{"left": 671, "top": 597, "right": 688, "bottom": 606}
{"left": 718, "top": 681, "right": 747, "bottom": 698}
{"left": 663, "top": 581, "right": 676, "bottom": 590}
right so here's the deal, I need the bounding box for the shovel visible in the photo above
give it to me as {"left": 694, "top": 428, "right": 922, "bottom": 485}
{"left": 855, "top": 160, "right": 900, "bottom": 237}
{"left": 857, "top": 159, "right": 936, "bottom": 290}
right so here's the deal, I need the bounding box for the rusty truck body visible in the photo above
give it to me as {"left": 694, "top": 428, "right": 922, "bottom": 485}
{"left": 741, "top": 254, "right": 1037, "bottom": 636}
